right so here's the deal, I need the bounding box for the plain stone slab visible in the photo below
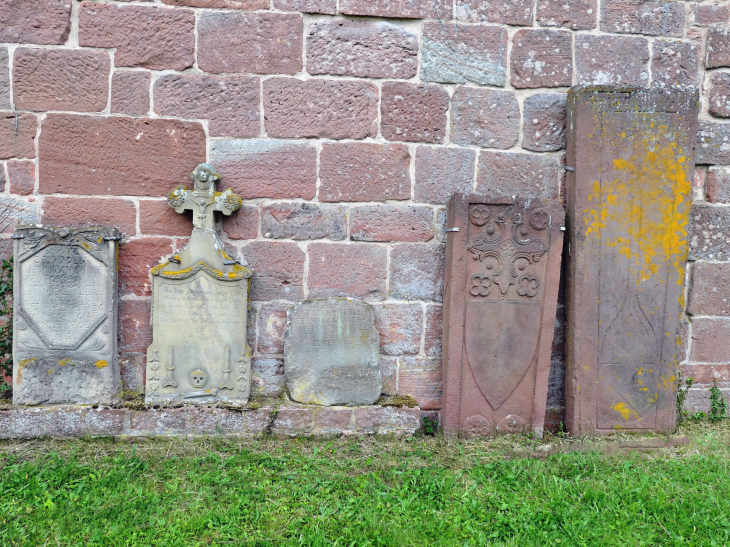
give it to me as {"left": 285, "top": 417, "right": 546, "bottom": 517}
{"left": 284, "top": 298, "right": 381, "bottom": 406}
{"left": 146, "top": 164, "right": 253, "bottom": 407}
{"left": 13, "top": 226, "right": 120, "bottom": 405}
{"left": 441, "top": 195, "right": 564, "bottom": 438}
{"left": 565, "top": 86, "right": 698, "bottom": 435}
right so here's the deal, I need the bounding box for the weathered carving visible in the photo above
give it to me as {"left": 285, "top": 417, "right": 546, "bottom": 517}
{"left": 442, "top": 196, "right": 564, "bottom": 438}
{"left": 146, "top": 164, "right": 252, "bottom": 406}
{"left": 565, "top": 87, "right": 697, "bottom": 435}
{"left": 13, "top": 226, "right": 121, "bottom": 405}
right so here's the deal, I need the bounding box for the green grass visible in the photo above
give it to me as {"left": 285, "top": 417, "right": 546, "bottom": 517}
{"left": 2, "top": 422, "right": 730, "bottom": 546}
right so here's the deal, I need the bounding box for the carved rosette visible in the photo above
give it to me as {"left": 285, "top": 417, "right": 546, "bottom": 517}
{"left": 466, "top": 206, "right": 549, "bottom": 300}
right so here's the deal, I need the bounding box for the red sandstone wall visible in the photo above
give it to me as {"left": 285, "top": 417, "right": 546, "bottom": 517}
{"left": 0, "top": 0, "right": 727, "bottom": 421}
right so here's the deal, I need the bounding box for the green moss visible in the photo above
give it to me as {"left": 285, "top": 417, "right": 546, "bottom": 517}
{"left": 377, "top": 394, "right": 419, "bottom": 408}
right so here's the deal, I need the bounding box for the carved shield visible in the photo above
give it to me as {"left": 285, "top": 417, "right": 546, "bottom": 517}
{"left": 465, "top": 300, "right": 542, "bottom": 409}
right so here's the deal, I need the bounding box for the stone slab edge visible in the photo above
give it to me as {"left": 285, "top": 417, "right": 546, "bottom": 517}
{"left": 0, "top": 404, "right": 423, "bottom": 439}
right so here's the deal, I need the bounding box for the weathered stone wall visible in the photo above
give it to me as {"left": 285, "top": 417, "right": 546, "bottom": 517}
{"left": 0, "top": 0, "right": 727, "bottom": 426}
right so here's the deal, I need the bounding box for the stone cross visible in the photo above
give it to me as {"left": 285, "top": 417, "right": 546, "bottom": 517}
{"left": 167, "top": 163, "right": 242, "bottom": 230}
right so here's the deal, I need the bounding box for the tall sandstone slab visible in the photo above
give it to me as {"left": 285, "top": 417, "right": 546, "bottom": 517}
{"left": 565, "top": 87, "right": 698, "bottom": 434}
{"left": 13, "top": 226, "right": 120, "bottom": 405}
{"left": 442, "top": 196, "right": 564, "bottom": 438}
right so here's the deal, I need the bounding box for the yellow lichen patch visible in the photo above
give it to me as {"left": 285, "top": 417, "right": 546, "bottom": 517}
{"left": 58, "top": 358, "right": 73, "bottom": 367}
{"left": 48, "top": 369, "right": 53, "bottom": 375}
{"left": 18, "top": 358, "right": 35, "bottom": 367}
{"left": 612, "top": 402, "right": 639, "bottom": 420}
{"left": 95, "top": 360, "right": 108, "bottom": 369}
{"left": 583, "top": 128, "right": 691, "bottom": 286}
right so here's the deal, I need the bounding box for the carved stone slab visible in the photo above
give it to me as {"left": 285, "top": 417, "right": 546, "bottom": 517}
{"left": 146, "top": 164, "right": 252, "bottom": 406}
{"left": 565, "top": 87, "right": 698, "bottom": 434}
{"left": 442, "top": 195, "right": 564, "bottom": 438}
{"left": 13, "top": 226, "right": 120, "bottom": 405}
{"left": 284, "top": 298, "right": 381, "bottom": 406}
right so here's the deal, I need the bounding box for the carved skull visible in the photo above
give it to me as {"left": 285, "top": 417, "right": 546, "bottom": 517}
{"left": 190, "top": 369, "right": 208, "bottom": 388}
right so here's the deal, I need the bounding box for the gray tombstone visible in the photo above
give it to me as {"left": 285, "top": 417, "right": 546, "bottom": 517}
{"left": 145, "top": 164, "right": 253, "bottom": 406}
{"left": 284, "top": 298, "right": 381, "bottom": 406}
{"left": 13, "top": 226, "right": 121, "bottom": 405}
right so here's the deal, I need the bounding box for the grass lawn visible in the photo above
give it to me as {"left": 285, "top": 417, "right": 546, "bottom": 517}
{"left": 1, "top": 422, "right": 730, "bottom": 546}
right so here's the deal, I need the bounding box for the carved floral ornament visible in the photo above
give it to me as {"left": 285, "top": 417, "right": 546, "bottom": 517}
{"left": 467, "top": 206, "right": 549, "bottom": 299}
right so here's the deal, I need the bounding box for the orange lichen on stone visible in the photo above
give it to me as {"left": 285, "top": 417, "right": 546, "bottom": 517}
{"left": 95, "top": 360, "right": 108, "bottom": 369}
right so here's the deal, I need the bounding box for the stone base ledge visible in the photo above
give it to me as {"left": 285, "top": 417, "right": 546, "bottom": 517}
{"left": 0, "top": 404, "right": 423, "bottom": 439}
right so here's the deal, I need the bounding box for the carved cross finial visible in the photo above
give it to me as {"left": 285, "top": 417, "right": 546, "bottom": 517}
{"left": 167, "top": 163, "right": 242, "bottom": 231}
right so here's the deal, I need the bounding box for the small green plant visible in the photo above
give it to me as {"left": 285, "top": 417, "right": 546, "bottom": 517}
{"left": 422, "top": 415, "right": 438, "bottom": 436}
{"left": 689, "top": 411, "right": 706, "bottom": 422}
{"left": 709, "top": 379, "right": 727, "bottom": 423}
{"left": 676, "top": 370, "right": 694, "bottom": 422}
{"left": 0, "top": 257, "right": 12, "bottom": 395}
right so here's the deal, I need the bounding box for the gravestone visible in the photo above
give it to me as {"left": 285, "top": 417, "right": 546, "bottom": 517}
{"left": 13, "top": 226, "right": 121, "bottom": 405}
{"left": 442, "top": 195, "right": 564, "bottom": 438}
{"left": 145, "top": 164, "right": 253, "bottom": 406}
{"left": 285, "top": 298, "right": 381, "bottom": 406}
{"left": 565, "top": 87, "right": 698, "bottom": 434}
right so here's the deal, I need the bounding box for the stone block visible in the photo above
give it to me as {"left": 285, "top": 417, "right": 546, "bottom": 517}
{"left": 129, "top": 408, "right": 187, "bottom": 434}
{"left": 477, "top": 151, "right": 560, "bottom": 200}
{"left": 450, "top": 88, "right": 520, "bottom": 148}
{"left": 274, "top": 0, "right": 336, "bottom": 13}
{"left": 314, "top": 407, "right": 354, "bottom": 434}
{"left": 251, "top": 357, "right": 286, "bottom": 397}
{"left": 441, "top": 196, "right": 564, "bottom": 436}
{"left": 688, "top": 263, "right": 730, "bottom": 316}
{"left": 262, "top": 203, "right": 346, "bottom": 241}
{"left": 389, "top": 244, "right": 445, "bottom": 302}
{"left": 319, "top": 143, "right": 410, "bottom": 202}
{"left": 223, "top": 205, "right": 259, "bottom": 240}
{"left": 688, "top": 204, "right": 730, "bottom": 261}
{"left": 600, "top": 0, "right": 685, "bottom": 37}
{"left": 565, "top": 87, "right": 697, "bottom": 434}
{"left": 264, "top": 78, "right": 377, "bottom": 140}
{"left": 414, "top": 147, "right": 476, "bottom": 205}
{"left": 111, "top": 71, "right": 151, "bottom": 116}
{"left": 308, "top": 243, "right": 387, "bottom": 301}
{"left": 692, "top": 3, "right": 729, "bottom": 26}
{"left": 211, "top": 140, "right": 317, "bottom": 201}
{"left": 421, "top": 22, "right": 508, "bottom": 87}
{"left": 575, "top": 35, "right": 650, "bottom": 86}
{"left": 257, "top": 301, "right": 289, "bottom": 355}
{"left": 536, "top": 0, "right": 598, "bottom": 30}
{"left": 119, "top": 238, "right": 173, "bottom": 297}
{"left": 9, "top": 408, "right": 84, "bottom": 438}
{"left": 339, "top": 0, "right": 452, "bottom": 19}
{"left": 424, "top": 304, "right": 443, "bottom": 358}
{"left": 680, "top": 363, "right": 730, "bottom": 384}
{"left": 0, "top": 49, "right": 9, "bottom": 109}
{"left": 85, "top": 409, "right": 125, "bottom": 435}
{"left": 119, "top": 352, "right": 145, "bottom": 393}
{"left": 139, "top": 200, "right": 193, "bottom": 237}
{"left": 510, "top": 29, "right": 573, "bottom": 89}
{"left": 381, "top": 82, "right": 449, "bottom": 144}
{"left": 697, "top": 121, "right": 730, "bottom": 165}
{"left": 379, "top": 356, "right": 397, "bottom": 395}
{"left": 154, "top": 74, "right": 259, "bottom": 138}
{"left": 186, "top": 407, "right": 245, "bottom": 434}
{"left": 13, "top": 226, "right": 120, "bottom": 405}
{"left": 398, "top": 357, "right": 442, "bottom": 410}
{"left": 307, "top": 20, "right": 418, "bottom": 79}
{"left": 271, "top": 407, "right": 314, "bottom": 436}
{"left": 0, "top": 112, "right": 36, "bottom": 160}
{"left": 198, "top": 12, "right": 302, "bottom": 75}
{"left": 285, "top": 299, "right": 381, "bottom": 406}
{"left": 374, "top": 303, "right": 423, "bottom": 356}
{"left": 13, "top": 48, "right": 110, "bottom": 113}
{"left": 79, "top": 3, "right": 195, "bottom": 71}
{"left": 39, "top": 114, "right": 205, "bottom": 196}
{"left": 709, "top": 73, "right": 730, "bottom": 118}
{"left": 350, "top": 205, "right": 434, "bottom": 243}
{"left": 7, "top": 160, "right": 35, "bottom": 196}
{"left": 455, "top": 0, "right": 533, "bottom": 25}
{"left": 0, "top": 0, "right": 71, "bottom": 45}
{"left": 690, "top": 318, "right": 730, "bottom": 362}
{"left": 522, "top": 93, "right": 567, "bottom": 152}
{"left": 240, "top": 241, "right": 305, "bottom": 301}
{"left": 706, "top": 167, "right": 730, "bottom": 202}
{"left": 651, "top": 39, "right": 700, "bottom": 88}
{"left": 119, "top": 300, "right": 153, "bottom": 354}
{"left": 706, "top": 28, "right": 730, "bottom": 68}
{"left": 42, "top": 197, "right": 136, "bottom": 235}
{"left": 163, "top": 0, "right": 267, "bottom": 7}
